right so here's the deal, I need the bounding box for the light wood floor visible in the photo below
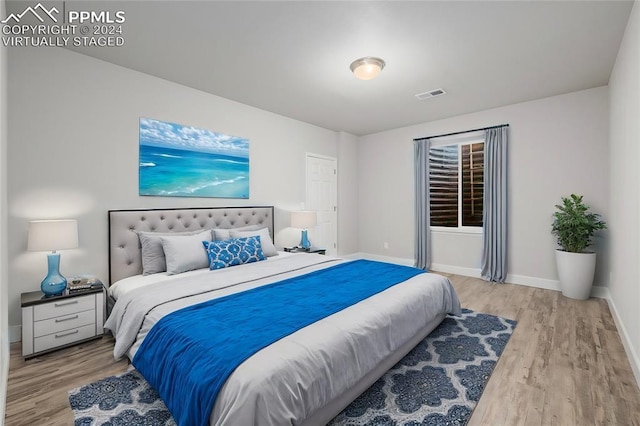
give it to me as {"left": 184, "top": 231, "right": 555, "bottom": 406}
{"left": 5, "top": 274, "right": 640, "bottom": 426}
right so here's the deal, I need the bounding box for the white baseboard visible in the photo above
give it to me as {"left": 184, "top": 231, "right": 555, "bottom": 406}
{"left": 430, "top": 263, "right": 482, "bottom": 279}
{"left": 589, "top": 285, "right": 610, "bottom": 299}
{"left": 505, "top": 273, "right": 561, "bottom": 292}
{"left": 429, "top": 262, "right": 610, "bottom": 299}
{"left": 8, "top": 325, "right": 20, "bottom": 343}
{"left": 430, "top": 262, "right": 565, "bottom": 292}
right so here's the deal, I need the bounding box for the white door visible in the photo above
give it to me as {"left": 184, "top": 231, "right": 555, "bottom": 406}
{"left": 306, "top": 154, "right": 338, "bottom": 256}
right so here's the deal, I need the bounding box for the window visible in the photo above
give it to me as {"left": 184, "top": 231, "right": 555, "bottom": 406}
{"left": 429, "top": 139, "right": 484, "bottom": 230}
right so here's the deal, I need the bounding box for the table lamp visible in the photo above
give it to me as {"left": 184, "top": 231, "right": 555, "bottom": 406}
{"left": 291, "top": 211, "right": 317, "bottom": 250}
{"left": 28, "top": 219, "right": 79, "bottom": 297}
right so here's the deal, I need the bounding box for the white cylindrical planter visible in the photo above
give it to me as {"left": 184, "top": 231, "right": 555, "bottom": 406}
{"left": 555, "top": 250, "right": 596, "bottom": 300}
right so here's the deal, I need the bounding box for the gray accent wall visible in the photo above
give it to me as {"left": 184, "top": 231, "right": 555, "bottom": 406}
{"left": 6, "top": 47, "right": 358, "bottom": 335}
{"left": 358, "top": 87, "right": 610, "bottom": 288}
{"left": 609, "top": 1, "right": 640, "bottom": 385}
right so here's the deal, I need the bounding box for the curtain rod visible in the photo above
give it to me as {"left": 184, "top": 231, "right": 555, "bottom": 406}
{"left": 414, "top": 123, "right": 509, "bottom": 141}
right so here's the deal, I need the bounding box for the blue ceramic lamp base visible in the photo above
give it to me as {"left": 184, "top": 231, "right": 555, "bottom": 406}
{"left": 41, "top": 252, "right": 67, "bottom": 297}
{"left": 299, "top": 229, "right": 311, "bottom": 250}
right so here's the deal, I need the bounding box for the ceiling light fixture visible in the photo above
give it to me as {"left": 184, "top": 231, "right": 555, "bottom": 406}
{"left": 350, "top": 57, "right": 385, "bottom": 81}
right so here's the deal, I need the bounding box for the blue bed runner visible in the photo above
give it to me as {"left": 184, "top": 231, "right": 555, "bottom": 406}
{"left": 132, "top": 259, "right": 425, "bottom": 426}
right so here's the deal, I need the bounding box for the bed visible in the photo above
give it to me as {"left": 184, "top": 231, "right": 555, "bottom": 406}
{"left": 105, "top": 206, "right": 461, "bottom": 426}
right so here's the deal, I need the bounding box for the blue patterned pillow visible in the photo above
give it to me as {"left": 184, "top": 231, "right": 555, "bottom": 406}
{"left": 202, "top": 236, "right": 266, "bottom": 270}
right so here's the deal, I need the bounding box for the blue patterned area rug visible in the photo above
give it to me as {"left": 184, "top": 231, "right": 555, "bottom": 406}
{"left": 68, "top": 309, "right": 515, "bottom": 426}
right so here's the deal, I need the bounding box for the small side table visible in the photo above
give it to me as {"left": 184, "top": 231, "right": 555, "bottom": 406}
{"left": 284, "top": 247, "right": 327, "bottom": 255}
{"left": 21, "top": 286, "right": 105, "bottom": 359}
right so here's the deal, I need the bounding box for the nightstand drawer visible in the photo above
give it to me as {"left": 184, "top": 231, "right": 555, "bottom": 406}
{"left": 22, "top": 287, "right": 105, "bottom": 358}
{"left": 33, "top": 294, "right": 94, "bottom": 321}
{"left": 33, "top": 309, "right": 95, "bottom": 338}
{"left": 33, "top": 323, "right": 96, "bottom": 353}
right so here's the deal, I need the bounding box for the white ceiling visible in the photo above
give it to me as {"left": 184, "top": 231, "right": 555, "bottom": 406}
{"left": 65, "top": 1, "right": 633, "bottom": 135}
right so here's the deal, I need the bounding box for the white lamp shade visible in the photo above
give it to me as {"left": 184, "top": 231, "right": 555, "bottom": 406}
{"left": 291, "top": 211, "right": 317, "bottom": 229}
{"left": 28, "top": 219, "right": 79, "bottom": 252}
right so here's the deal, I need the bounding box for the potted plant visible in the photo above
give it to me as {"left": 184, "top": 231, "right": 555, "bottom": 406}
{"left": 551, "top": 194, "right": 606, "bottom": 300}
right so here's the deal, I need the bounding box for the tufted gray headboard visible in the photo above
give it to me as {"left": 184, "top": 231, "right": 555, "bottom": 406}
{"left": 108, "top": 206, "right": 274, "bottom": 285}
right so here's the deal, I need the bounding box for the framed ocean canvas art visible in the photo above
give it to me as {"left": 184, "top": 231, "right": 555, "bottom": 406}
{"left": 139, "top": 118, "right": 249, "bottom": 198}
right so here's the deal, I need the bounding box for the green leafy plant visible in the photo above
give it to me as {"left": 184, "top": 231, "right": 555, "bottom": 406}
{"left": 552, "top": 194, "right": 606, "bottom": 253}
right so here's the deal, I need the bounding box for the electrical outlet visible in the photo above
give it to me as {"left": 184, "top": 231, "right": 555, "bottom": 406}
{"left": 383, "top": 242, "right": 389, "bottom": 249}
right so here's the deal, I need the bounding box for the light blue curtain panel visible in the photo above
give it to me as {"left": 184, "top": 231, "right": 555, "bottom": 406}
{"left": 414, "top": 139, "right": 430, "bottom": 270}
{"left": 481, "top": 127, "right": 508, "bottom": 282}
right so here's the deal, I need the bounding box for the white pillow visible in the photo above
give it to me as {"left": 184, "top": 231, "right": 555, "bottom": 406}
{"left": 160, "top": 230, "right": 211, "bottom": 275}
{"left": 137, "top": 229, "right": 208, "bottom": 275}
{"left": 230, "top": 227, "right": 278, "bottom": 257}
{"left": 213, "top": 225, "right": 259, "bottom": 241}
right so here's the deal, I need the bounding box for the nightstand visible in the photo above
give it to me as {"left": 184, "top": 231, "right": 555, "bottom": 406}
{"left": 21, "top": 286, "right": 105, "bottom": 359}
{"left": 284, "top": 247, "right": 327, "bottom": 255}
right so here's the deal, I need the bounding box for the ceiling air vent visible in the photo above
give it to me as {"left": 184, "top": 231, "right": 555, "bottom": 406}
{"left": 415, "top": 88, "right": 446, "bottom": 101}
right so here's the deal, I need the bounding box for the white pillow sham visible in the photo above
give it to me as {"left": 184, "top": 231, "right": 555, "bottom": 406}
{"left": 138, "top": 229, "right": 210, "bottom": 275}
{"left": 160, "top": 230, "right": 212, "bottom": 275}
{"left": 230, "top": 227, "right": 278, "bottom": 257}
{"left": 213, "top": 224, "right": 260, "bottom": 241}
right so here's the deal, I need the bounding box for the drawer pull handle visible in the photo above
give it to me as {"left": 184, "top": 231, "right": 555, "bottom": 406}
{"left": 54, "top": 300, "right": 79, "bottom": 307}
{"left": 55, "top": 315, "right": 79, "bottom": 323}
{"left": 55, "top": 329, "right": 79, "bottom": 338}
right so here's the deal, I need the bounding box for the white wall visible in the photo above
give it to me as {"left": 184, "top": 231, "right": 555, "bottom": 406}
{"left": 6, "top": 47, "right": 358, "bottom": 337}
{"left": 337, "top": 131, "right": 359, "bottom": 255}
{"left": 0, "top": 0, "right": 8, "bottom": 420}
{"left": 358, "top": 87, "right": 610, "bottom": 289}
{"left": 609, "top": 1, "right": 640, "bottom": 384}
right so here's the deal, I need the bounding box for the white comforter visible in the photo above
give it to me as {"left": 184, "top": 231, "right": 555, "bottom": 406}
{"left": 104, "top": 254, "right": 461, "bottom": 426}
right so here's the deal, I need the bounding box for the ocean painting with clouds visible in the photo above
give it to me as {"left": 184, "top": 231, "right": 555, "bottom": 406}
{"left": 139, "top": 118, "right": 249, "bottom": 198}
